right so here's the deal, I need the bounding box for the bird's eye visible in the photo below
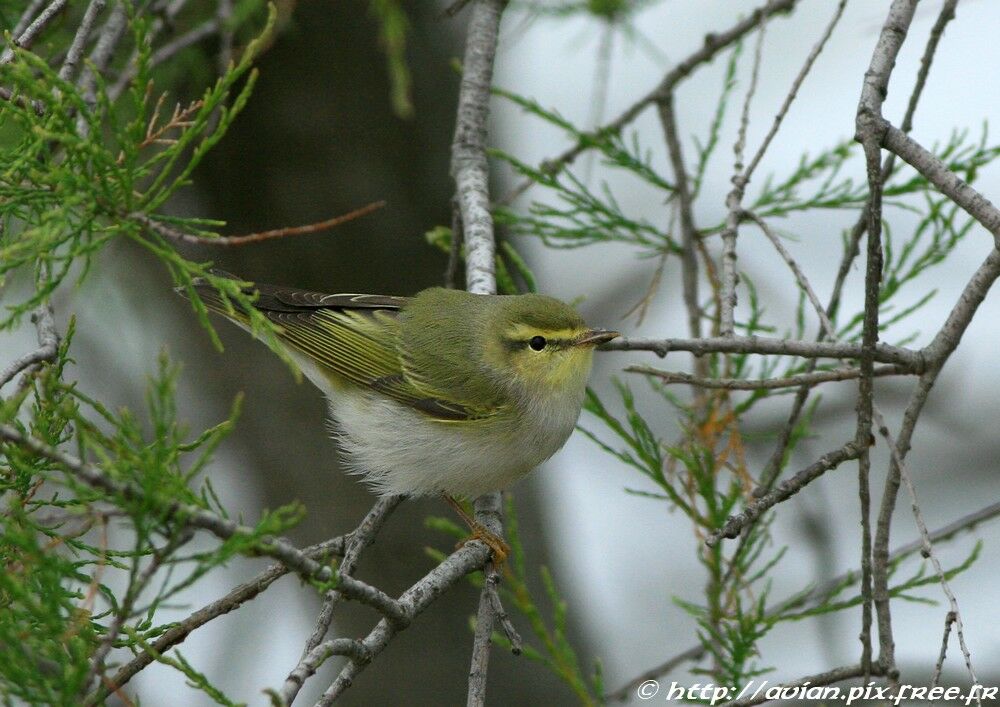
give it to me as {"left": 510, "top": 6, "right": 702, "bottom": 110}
{"left": 529, "top": 335, "right": 547, "bottom": 351}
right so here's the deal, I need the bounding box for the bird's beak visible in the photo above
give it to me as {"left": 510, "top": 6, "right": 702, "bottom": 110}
{"left": 574, "top": 329, "right": 621, "bottom": 347}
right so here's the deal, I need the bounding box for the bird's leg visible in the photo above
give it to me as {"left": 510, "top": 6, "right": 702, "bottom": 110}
{"left": 443, "top": 494, "right": 509, "bottom": 566}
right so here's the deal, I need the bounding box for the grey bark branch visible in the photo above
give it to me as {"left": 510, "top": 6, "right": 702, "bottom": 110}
{"left": 872, "top": 408, "right": 980, "bottom": 698}
{"left": 448, "top": 2, "right": 508, "bottom": 705}
{"left": 628, "top": 364, "right": 910, "bottom": 391}
{"left": 279, "top": 496, "right": 402, "bottom": 705}
{"left": 0, "top": 0, "right": 69, "bottom": 64}
{"left": 0, "top": 304, "right": 58, "bottom": 390}
{"left": 707, "top": 441, "right": 863, "bottom": 544}
{"left": 656, "top": 97, "right": 704, "bottom": 363}
{"left": 603, "top": 336, "right": 922, "bottom": 369}
{"left": 57, "top": 0, "right": 107, "bottom": 84}
{"left": 719, "top": 22, "right": 767, "bottom": 337}
{"left": 315, "top": 542, "right": 492, "bottom": 705}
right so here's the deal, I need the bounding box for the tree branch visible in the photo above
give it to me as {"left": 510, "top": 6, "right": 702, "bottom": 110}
{"left": 603, "top": 336, "right": 923, "bottom": 369}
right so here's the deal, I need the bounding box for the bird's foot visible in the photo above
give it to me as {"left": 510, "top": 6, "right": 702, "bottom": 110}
{"left": 443, "top": 494, "right": 510, "bottom": 567}
{"left": 458, "top": 522, "right": 510, "bottom": 567}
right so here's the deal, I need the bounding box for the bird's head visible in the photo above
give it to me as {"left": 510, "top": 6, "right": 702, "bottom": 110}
{"left": 483, "top": 293, "right": 620, "bottom": 395}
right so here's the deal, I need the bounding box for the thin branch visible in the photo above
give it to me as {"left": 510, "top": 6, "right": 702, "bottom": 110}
{"left": 76, "top": 2, "right": 129, "bottom": 137}
{"left": 719, "top": 19, "right": 767, "bottom": 336}
{"left": 873, "top": 408, "right": 980, "bottom": 699}
{"left": 739, "top": 210, "right": 833, "bottom": 336}
{"left": 279, "top": 496, "right": 402, "bottom": 705}
{"left": 656, "top": 95, "right": 706, "bottom": 386}
{"left": 752, "top": 0, "right": 954, "bottom": 495}
{"left": 0, "top": 304, "right": 58, "bottom": 390}
{"left": 315, "top": 541, "right": 492, "bottom": 705}
{"left": 856, "top": 0, "right": 926, "bottom": 680}
{"left": 932, "top": 612, "right": 957, "bottom": 688}
{"left": 10, "top": 0, "right": 48, "bottom": 41}
{"left": 0, "top": 0, "right": 69, "bottom": 64}
{"left": 275, "top": 640, "right": 369, "bottom": 705}
{"left": 483, "top": 568, "right": 522, "bottom": 654}
{"left": 130, "top": 201, "right": 386, "bottom": 246}
{"left": 57, "top": 0, "right": 107, "bottom": 84}
{"left": 627, "top": 364, "right": 910, "bottom": 391}
{"left": 451, "top": 0, "right": 502, "bottom": 297}
{"left": 742, "top": 0, "right": 848, "bottom": 181}
{"left": 603, "top": 336, "right": 923, "bottom": 369}
{"left": 883, "top": 124, "right": 1000, "bottom": 244}
{"left": 707, "top": 441, "right": 863, "bottom": 545}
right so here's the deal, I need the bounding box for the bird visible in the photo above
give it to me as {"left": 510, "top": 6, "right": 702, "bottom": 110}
{"left": 181, "top": 272, "right": 619, "bottom": 561}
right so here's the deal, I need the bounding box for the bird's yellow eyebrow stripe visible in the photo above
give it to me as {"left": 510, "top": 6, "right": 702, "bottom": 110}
{"left": 503, "top": 324, "right": 587, "bottom": 341}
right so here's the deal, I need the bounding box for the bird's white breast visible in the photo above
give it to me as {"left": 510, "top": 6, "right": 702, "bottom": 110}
{"left": 289, "top": 347, "right": 586, "bottom": 498}
{"left": 329, "top": 384, "right": 585, "bottom": 498}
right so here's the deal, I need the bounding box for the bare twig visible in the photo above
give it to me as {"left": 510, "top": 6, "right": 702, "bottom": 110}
{"left": 628, "top": 364, "right": 910, "bottom": 391}
{"left": 57, "top": 0, "right": 107, "bottom": 83}
{"left": 130, "top": 201, "right": 386, "bottom": 247}
{"left": 857, "top": 0, "right": 924, "bottom": 681}
{"left": 718, "top": 20, "right": 767, "bottom": 337}
{"left": 932, "top": 612, "right": 957, "bottom": 688}
{"left": 656, "top": 96, "right": 706, "bottom": 387}
{"left": 10, "top": 0, "right": 48, "bottom": 41}
{"left": 0, "top": 304, "right": 58, "bottom": 390}
{"left": 275, "top": 640, "right": 369, "bottom": 704}
{"left": 603, "top": 336, "right": 923, "bottom": 369}
{"left": 0, "top": 0, "right": 69, "bottom": 64}
{"left": 873, "top": 408, "right": 980, "bottom": 700}
{"left": 483, "top": 568, "right": 522, "bottom": 654}
{"left": 315, "top": 541, "right": 492, "bottom": 705}
{"left": 742, "top": 0, "right": 848, "bottom": 181}
{"left": 279, "top": 496, "right": 402, "bottom": 705}
{"left": 707, "top": 441, "right": 863, "bottom": 545}
{"left": 77, "top": 2, "right": 129, "bottom": 137}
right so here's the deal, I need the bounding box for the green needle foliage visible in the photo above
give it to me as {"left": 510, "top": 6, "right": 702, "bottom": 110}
{"left": 0, "top": 2, "right": 328, "bottom": 702}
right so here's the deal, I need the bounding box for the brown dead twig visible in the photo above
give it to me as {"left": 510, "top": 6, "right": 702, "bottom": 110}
{"left": 131, "top": 200, "right": 386, "bottom": 247}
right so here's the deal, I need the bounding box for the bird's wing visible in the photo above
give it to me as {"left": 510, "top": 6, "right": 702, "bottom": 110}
{"left": 186, "top": 274, "right": 485, "bottom": 422}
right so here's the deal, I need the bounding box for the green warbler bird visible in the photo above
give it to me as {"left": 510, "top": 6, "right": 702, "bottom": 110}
{"left": 182, "top": 273, "right": 618, "bottom": 556}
